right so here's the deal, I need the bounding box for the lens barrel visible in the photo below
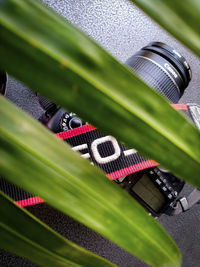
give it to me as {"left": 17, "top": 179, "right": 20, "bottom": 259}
{"left": 126, "top": 42, "right": 192, "bottom": 103}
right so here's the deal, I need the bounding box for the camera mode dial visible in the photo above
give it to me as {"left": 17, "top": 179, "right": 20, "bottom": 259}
{"left": 60, "top": 112, "right": 82, "bottom": 132}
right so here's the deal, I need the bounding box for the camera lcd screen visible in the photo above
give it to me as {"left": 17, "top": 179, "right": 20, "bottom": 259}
{"left": 131, "top": 174, "right": 165, "bottom": 212}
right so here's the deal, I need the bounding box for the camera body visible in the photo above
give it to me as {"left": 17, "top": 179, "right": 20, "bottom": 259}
{"left": 37, "top": 42, "right": 198, "bottom": 217}
{"left": 1, "top": 42, "right": 199, "bottom": 216}
{"left": 115, "top": 168, "right": 184, "bottom": 216}
{"left": 38, "top": 102, "right": 192, "bottom": 217}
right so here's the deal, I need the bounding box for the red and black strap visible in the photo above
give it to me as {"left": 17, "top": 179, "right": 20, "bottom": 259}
{"left": 0, "top": 104, "right": 195, "bottom": 207}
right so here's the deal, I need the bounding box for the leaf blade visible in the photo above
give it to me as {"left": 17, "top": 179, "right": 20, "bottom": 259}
{"left": 0, "top": 191, "right": 115, "bottom": 267}
{"left": 0, "top": 96, "right": 181, "bottom": 267}
{"left": 132, "top": 0, "right": 200, "bottom": 57}
{"left": 0, "top": 0, "right": 199, "bottom": 187}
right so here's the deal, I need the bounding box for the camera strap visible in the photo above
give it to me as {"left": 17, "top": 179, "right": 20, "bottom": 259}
{"left": 0, "top": 103, "right": 199, "bottom": 214}
{"left": 56, "top": 124, "right": 158, "bottom": 180}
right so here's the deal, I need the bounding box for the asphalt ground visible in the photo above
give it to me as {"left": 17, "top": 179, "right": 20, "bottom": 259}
{"left": 1, "top": 1, "right": 200, "bottom": 266}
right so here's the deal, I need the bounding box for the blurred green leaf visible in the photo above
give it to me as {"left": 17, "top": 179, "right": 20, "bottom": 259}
{"left": 0, "top": 97, "right": 181, "bottom": 267}
{"left": 132, "top": 0, "right": 200, "bottom": 57}
{"left": 0, "top": 191, "right": 116, "bottom": 267}
{"left": 0, "top": 0, "right": 199, "bottom": 186}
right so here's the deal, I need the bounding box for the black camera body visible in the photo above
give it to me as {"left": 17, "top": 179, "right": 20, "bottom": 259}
{"left": 38, "top": 105, "right": 82, "bottom": 134}
{"left": 115, "top": 168, "right": 184, "bottom": 217}
{"left": 1, "top": 42, "right": 200, "bottom": 216}
{"left": 37, "top": 42, "right": 197, "bottom": 217}
{"left": 38, "top": 100, "right": 187, "bottom": 217}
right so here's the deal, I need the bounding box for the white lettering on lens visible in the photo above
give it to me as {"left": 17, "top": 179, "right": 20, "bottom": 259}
{"left": 91, "top": 136, "right": 121, "bottom": 164}
{"left": 164, "top": 63, "right": 178, "bottom": 78}
{"left": 173, "top": 49, "right": 182, "bottom": 58}
{"left": 184, "top": 60, "right": 189, "bottom": 69}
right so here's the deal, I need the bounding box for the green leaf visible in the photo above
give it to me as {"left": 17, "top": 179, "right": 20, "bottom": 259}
{"left": 0, "top": 97, "right": 181, "bottom": 267}
{"left": 132, "top": 0, "right": 200, "bottom": 57}
{"left": 0, "top": 0, "right": 199, "bottom": 186}
{"left": 0, "top": 191, "right": 116, "bottom": 267}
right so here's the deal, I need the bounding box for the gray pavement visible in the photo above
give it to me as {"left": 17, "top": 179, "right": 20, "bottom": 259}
{"left": 1, "top": 1, "right": 200, "bottom": 266}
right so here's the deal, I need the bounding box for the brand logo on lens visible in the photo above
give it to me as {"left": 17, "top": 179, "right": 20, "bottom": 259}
{"left": 164, "top": 63, "right": 178, "bottom": 79}
{"left": 173, "top": 49, "right": 182, "bottom": 58}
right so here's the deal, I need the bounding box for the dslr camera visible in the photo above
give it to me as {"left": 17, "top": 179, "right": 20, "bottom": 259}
{"left": 1, "top": 42, "right": 200, "bottom": 217}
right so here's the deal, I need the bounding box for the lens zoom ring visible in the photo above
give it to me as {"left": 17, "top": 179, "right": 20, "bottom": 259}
{"left": 129, "top": 56, "right": 180, "bottom": 103}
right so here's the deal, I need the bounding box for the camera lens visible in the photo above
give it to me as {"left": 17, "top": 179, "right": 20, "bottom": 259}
{"left": 126, "top": 42, "right": 192, "bottom": 103}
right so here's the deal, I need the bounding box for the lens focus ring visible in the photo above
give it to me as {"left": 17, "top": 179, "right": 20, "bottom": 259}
{"left": 126, "top": 42, "right": 191, "bottom": 103}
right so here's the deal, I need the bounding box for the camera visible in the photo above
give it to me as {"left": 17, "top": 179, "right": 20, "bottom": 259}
{"left": 1, "top": 42, "right": 200, "bottom": 216}
{"left": 37, "top": 42, "right": 200, "bottom": 217}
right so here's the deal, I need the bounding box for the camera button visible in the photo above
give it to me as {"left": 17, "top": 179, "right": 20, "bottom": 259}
{"left": 155, "top": 179, "right": 162, "bottom": 185}
{"left": 173, "top": 191, "right": 178, "bottom": 197}
{"left": 159, "top": 177, "right": 165, "bottom": 182}
{"left": 168, "top": 193, "right": 173, "bottom": 199}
